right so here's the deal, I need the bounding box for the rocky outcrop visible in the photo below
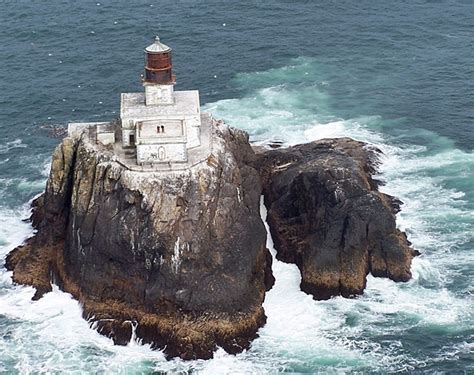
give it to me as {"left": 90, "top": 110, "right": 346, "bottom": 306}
{"left": 5, "top": 123, "right": 418, "bottom": 357}
{"left": 5, "top": 121, "right": 274, "bottom": 360}
{"left": 256, "top": 138, "right": 418, "bottom": 300}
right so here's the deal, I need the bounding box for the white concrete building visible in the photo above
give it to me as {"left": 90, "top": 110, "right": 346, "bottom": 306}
{"left": 68, "top": 36, "right": 211, "bottom": 171}
{"left": 120, "top": 36, "right": 202, "bottom": 165}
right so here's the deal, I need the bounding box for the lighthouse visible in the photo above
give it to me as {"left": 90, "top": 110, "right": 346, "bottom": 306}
{"left": 119, "top": 36, "right": 203, "bottom": 164}
{"left": 68, "top": 36, "right": 211, "bottom": 172}
{"left": 143, "top": 36, "right": 176, "bottom": 105}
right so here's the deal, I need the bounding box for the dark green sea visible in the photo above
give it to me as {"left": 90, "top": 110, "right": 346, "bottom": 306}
{"left": 0, "top": 1, "right": 472, "bottom": 373}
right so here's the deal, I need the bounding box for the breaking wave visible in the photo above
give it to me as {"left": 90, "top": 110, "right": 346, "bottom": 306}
{"left": 1, "top": 58, "right": 472, "bottom": 373}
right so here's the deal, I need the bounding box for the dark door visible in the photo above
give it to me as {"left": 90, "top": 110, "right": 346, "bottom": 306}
{"left": 129, "top": 134, "right": 135, "bottom": 146}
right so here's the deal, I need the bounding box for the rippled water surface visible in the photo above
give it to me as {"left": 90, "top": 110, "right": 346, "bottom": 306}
{"left": 1, "top": 1, "right": 473, "bottom": 373}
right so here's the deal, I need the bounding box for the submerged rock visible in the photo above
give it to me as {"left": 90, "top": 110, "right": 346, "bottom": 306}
{"left": 256, "top": 138, "right": 418, "bottom": 300}
{"left": 6, "top": 120, "right": 274, "bottom": 360}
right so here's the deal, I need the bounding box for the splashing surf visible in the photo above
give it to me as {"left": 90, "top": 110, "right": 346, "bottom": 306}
{"left": 1, "top": 58, "right": 472, "bottom": 373}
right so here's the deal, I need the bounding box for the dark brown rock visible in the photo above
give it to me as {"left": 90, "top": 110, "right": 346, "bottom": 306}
{"left": 5, "top": 121, "right": 274, "bottom": 360}
{"left": 256, "top": 138, "right": 417, "bottom": 300}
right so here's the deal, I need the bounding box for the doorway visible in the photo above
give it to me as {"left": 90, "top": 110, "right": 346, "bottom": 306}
{"left": 158, "top": 146, "right": 166, "bottom": 160}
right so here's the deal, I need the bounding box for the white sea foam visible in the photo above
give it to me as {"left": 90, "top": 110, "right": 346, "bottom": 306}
{"left": 204, "top": 61, "right": 473, "bottom": 371}
{"left": 0, "top": 205, "right": 34, "bottom": 249}
{"left": 1, "top": 58, "right": 472, "bottom": 373}
{"left": 0, "top": 139, "right": 27, "bottom": 154}
{"left": 303, "top": 117, "right": 386, "bottom": 145}
{"left": 254, "top": 200, "right": 370, "bottom": 369}
{"left": 0, "top": 214, "right": 165, "bottom": 373}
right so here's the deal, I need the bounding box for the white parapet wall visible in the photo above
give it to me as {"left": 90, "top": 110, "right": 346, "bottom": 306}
{"left": 137, "top": 142, "right": 187, "bottom": 164}
{"left": 96, "top": 132, "right": 115, "bottom": 146}
{"left": 96, "top": 123, "right": 116, "bottom": 146}
{"left": 68, "top": 122, "right": 110, "bottom": 139}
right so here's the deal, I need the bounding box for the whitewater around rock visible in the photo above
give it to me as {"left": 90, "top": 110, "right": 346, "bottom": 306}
{"left": 6, "top": 119, "right": 274, "bottom": 360}
{"left": 5, "top": 120, "right": 415, "bottom": 360}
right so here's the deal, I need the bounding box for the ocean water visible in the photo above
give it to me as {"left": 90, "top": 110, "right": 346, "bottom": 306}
{"left": 1, "top": 1, "right": 473, "bottom": 373}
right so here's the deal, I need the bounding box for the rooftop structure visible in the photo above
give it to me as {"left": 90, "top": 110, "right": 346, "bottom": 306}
{"left": 145, "top": 36, "right": 171, "bottom": 53}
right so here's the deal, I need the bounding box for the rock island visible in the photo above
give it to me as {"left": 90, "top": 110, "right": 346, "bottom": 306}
{"left": 5, "top": 36, "right": 417, "bottom": 360}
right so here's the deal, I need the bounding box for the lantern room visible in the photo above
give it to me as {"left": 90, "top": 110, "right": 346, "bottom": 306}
{"left": 143, "top": 36, "right": 175, "bottom": 85}
{"left": 142, "top": 36, "right": 176, "bottom": 105}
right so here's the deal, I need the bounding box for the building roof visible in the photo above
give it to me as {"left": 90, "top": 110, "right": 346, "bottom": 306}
{"left": 145, "top": 36, "right": 171, "bottom": 53}
{"left": 120, "top": 90, "right": 201, "bottom": 119}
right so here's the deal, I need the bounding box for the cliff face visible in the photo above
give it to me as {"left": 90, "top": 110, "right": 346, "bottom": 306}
{"left": 256, "top": 138, "right": 418, "bottom": 300}
{"left": 5, "top": 125, "right": 417, "bottom": 358}
{"left": 6, "top": 121, "right": 274, "bottom": 360}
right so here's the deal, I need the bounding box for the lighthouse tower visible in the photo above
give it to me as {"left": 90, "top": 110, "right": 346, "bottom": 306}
{"left": 143, "top": 36, "right": 175, "bottom": 105}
